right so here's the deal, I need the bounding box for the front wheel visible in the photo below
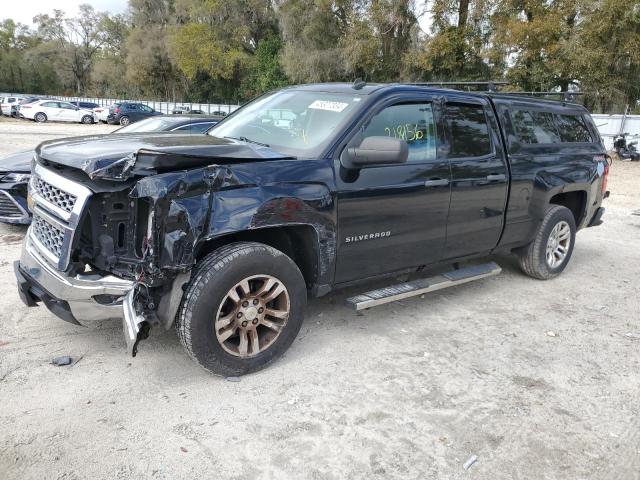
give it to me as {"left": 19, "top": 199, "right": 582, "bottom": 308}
{"left": 517, "top": 205, "right": 576, "bottom": 280}
{"left": 176, "top": 242, "right": 307, "bottom": 376}
{"left": 81, "top": 115, "right": 93, "bottom": 124}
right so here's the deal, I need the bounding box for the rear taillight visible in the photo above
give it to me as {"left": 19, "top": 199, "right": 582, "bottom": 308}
{"left": 21, "top": 105, "right": 31, "bottom": 109}
{"left": 115, "top": 107, "right": 120, "bottom": 113}
{"left": 601, "top": 162, "right": 609, "bottom": 195}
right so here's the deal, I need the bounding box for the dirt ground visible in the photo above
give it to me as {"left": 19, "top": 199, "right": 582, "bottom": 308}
{"left": 0, "top": 117, "right": 638, "bottom": 480}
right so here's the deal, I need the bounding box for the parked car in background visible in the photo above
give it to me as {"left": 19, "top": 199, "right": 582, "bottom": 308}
{"left": 93, "top": 105, "right": 111, "bottom": 123}
{"left": 114, "top": 115, "right": 220, "bottom": 133}
{"left": 211, "top": 110, "right": 228, "bottom": 117}
{"left": 20, "top": 100, "right": 97, "bottom": 124}
{"left": 107, "top": 102, "right": 161, "bottom": 126}
{"left": 69, "top": 101, "right": 100, "bottom": 110}
{"left": 12, "top": 97, "right": 44, "bottom": 117}
{"left": 0, "top": 115, "right": 219, "bottom": 225}
{"left": 0, "top": 151, "right": 31, "bottom": 224}
{"left": 1, "top": 96, "right": 25, "bottom": 116}
{"left": 171, "top": 106, "right": 207, "bottom": 115}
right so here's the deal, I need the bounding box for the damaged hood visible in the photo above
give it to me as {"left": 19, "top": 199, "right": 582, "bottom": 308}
{"left": 35, "top": 133, "right": 294, "bottom": 180}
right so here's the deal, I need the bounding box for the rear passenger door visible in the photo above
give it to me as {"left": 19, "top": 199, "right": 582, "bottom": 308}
{"left": 442, "top": 97, "right": 509, "bottom": 259}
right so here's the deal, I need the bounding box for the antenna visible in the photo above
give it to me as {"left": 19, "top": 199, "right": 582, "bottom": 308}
{"left": 353, "top": 78, "right": 366, "bottom": 90}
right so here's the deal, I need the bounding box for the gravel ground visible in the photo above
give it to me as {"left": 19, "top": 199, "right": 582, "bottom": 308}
{"left": 0, "top": 117, "right": 639, "bottom": 480}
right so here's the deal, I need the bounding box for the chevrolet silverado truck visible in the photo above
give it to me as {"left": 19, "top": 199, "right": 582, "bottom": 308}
{"left": 14, "top": 83, "right": 609, "bottom": 376}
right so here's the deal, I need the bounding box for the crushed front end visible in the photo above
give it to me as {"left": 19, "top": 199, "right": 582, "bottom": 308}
{"left": 15, "top": 158, "right": 202, "bottom": 356}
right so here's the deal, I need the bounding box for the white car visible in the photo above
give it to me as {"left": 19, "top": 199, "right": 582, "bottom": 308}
{"left": 20, "top": 100, "right": 97, "bottom": 124}
{"left": 93, "top": 105, "right": 111, "bottom": 123}
{"left": 0, "top": 96, "right": 24, "bottom": 116}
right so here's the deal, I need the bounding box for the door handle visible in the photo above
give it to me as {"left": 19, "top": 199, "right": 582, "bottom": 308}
{"left": 485, "top": 174, "right": 506, "bottom": 181}
{"left": 424, "top": 178, "right": 450, "bottom": 187}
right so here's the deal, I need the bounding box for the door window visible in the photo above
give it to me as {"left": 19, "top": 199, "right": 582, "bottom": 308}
{"left": 512, "top": 109, "right": 560, "bottom": 144}
{"left": 361, "top": 103, "right": 438, "bottom": 162}
{"left": 554, "top": 114, "right": 593, "bottom": 143}
{"left": 41, "top": 102, "right": 59, "bottom": 108}
{"left": 140, "top": 105, "right": 153, "bottom": 113}
{"left": 446, "top": 103, "right": 492, "bottom": 158}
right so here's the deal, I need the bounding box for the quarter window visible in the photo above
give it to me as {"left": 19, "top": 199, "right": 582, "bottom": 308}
{"left": 361, "top": 103, "right": 438, "bottom": 163}
{"left": 554, "top": 114, "right": 593, "bottom": 143}
{"left": 512, "top": 110, "right": 560, "bottom": 144}
{"left": 446, "top": 103, "right": 492, "bottom": 158}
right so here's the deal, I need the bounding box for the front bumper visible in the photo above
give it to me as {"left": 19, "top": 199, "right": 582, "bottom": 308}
{"left": 15, "top": 236, "right": 133, "bottom": 325}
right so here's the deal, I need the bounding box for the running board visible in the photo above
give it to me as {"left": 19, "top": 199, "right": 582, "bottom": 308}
{"left": 346, "top": 262, "right": 502, "bottom": 311}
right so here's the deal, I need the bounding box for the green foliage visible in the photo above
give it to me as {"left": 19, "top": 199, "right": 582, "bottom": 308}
{"left": 0, "top": 0, "right": 637, "bottom": 112}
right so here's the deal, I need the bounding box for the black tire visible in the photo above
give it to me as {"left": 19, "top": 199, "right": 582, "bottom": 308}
{"left": 176, "top": 242, "right": 307, "bottom": 376}
{"left": 119, "top": 116, "right": 130, "bottom": 126}
{"left": 34, "top": 113, "right": 47, "bottom": 123}
{"left": 517, "top": 205, "right": 576, "bottom": 280}
{"left": 81, "top": 115, "right": 93, "bottom": 124}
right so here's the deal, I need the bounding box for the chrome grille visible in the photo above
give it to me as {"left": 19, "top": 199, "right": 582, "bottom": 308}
{"left": 33, "top": 176, "right": 77, "bottom": 213}
{"left": 32, "top": 213, "right": 65, "bottom": 257}
{"left": 28, "top": 164, "right": 92, "bottom": 270}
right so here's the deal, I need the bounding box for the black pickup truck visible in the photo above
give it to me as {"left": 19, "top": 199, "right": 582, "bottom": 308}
{"left": 14, "top": 83, "right": 609, "bottom": 375}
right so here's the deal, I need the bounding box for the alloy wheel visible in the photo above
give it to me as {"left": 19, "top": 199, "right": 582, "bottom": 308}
{"left": 546, "top": 220, "right": 571, "bottom": 268}
{"left": 214, "top": 275, "right": 290, "bottom": 358}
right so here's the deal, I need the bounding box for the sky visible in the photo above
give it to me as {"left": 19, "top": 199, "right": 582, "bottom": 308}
{"left": 1, "top": 0, "right": 129, "bottom": 25}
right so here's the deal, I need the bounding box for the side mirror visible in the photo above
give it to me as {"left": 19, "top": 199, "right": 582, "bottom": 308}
{"left": 342, "top": 136, "right": 408, "bottom": 168}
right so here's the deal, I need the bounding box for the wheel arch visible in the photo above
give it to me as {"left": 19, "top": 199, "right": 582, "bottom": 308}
{"left": 549, "top": 190, "right": 587, "bottom": 227}
{"left": 194, "top": 225, "right": 321, "bottom": 292}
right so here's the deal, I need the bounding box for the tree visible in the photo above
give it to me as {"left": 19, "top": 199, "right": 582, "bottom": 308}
{"left": 406, "top": 0, "right": 492, "bottom": 81}
{"left": 34, "top": 5, "right": 108, "bottom": 93}
{"left": 169, "top": 0, "right": 280, "bottom": 100}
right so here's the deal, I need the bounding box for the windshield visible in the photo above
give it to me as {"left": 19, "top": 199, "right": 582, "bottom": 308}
{"left": 115, "top": 117, "right": 176, "bottom": 133}
{"left": 208, "top": 90, "right": 366, "bottom": 157}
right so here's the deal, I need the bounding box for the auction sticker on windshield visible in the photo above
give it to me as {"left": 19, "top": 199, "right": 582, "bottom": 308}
{"left": 308, "top": 100, "right": 349, "bottom": 112}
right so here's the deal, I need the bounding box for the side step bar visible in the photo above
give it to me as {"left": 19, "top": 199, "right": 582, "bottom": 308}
{"left": 346, "top": 262, "right": 501, "bottom": 311}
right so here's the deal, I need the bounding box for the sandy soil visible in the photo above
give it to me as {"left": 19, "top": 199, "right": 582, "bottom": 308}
{"left": 0, "top": 116, "right": 639, "bottom": 480}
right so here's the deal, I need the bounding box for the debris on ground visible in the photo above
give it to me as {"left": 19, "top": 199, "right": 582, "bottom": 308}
{"left": 624, "top": 332, "right": 640, "bottom": 340}
{"left": 180, "top": 446, "right": 188, "bottom": 453}
{"left": 545, "top": 331, "right": 558, "bottom": 337}
{"left": 225, "top": 376, "right": 241, "bottom": 382}
{"left": 50, "top": 356, "right": 73, "bottom": 366}
{"left": 631, "top": 210, "right": 640, "bottom": 216}
{"left": 463, "top": 454, "right": 478, "bottom": 470}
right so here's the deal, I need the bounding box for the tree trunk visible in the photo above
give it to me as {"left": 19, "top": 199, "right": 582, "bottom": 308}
{"left": 458, "top": 0, "right": 470, "bottom": 29}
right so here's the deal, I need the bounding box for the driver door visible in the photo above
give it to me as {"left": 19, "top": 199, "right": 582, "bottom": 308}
{"left": 334, "top": 96, "right": 452, "bottom": 283}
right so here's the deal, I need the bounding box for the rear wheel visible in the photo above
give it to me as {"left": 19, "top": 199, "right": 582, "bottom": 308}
{"left": 34, "top": 113, "right": 47, "bottom": 123}
{"left": 81, "top": 115, "right": 93, "bottom": 124}
{"left": 176, "top": 242, "right": 307, "bottom": 376}
{"left": 119, "top": 116, "right": 130, "bottom": 126}
{"left": 517, "top": 205, "right": 576, "bottom": 280}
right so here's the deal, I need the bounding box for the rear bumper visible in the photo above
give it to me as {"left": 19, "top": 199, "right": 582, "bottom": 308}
{"left": 15, "top": 236, "right": 133, "bottom": 325}
{"left": 588, "top": 207, "right": 605, "bottom": 227}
